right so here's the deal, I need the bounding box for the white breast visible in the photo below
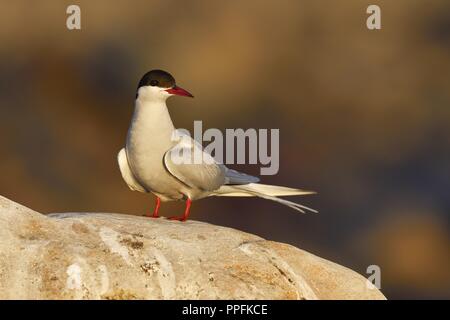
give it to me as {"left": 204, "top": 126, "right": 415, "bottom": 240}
{"left": 125, "top": 98, "right": 186, "bottom": 199}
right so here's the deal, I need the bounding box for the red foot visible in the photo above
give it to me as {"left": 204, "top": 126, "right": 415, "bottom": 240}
{"left": 144, "top": 197, "right": 161, "bottom": 218}
{"left": 168, "top": 199, "right": 192, "bottom": 222}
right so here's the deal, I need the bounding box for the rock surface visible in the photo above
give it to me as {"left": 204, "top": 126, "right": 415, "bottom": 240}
{"left": 0, "top": 195, "right": 385, "bottom": 300}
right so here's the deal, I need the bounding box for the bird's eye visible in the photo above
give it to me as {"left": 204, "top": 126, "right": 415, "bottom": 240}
{"left": 150, "top": 80, "right": 159, "bottom": 86}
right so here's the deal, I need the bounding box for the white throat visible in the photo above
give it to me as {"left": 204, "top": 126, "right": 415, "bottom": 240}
{"left": 125, "top": 95, "right": 177, "bottom": 170}
{"left": 129, "top": 96, "right": 175, "bottom": 141}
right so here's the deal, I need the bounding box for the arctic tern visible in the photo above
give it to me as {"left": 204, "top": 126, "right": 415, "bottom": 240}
{"left": 118, "top": 70, "right": 316, "bottom": 221}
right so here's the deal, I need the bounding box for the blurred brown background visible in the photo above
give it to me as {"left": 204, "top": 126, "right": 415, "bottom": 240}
{"left": 0, "top": 0, "right": 449, "bottom": 299}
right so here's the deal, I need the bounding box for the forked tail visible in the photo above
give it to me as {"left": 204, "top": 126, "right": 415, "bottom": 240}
{"left": 213, "top": 183, "right": 317, "bottom": 214}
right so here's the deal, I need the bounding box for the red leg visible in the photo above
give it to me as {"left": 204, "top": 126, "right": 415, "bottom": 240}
{"left": 169, "top": 199, "right": 192, "bottom": 222}
{"left": 145, "top": 196, "right": 161, "bottom": 218}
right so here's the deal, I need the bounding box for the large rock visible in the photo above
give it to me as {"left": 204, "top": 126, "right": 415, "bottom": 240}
{"left": 0, "top": 195, "right": 385, "bottom": 300}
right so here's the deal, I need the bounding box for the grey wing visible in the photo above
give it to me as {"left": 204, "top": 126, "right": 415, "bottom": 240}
{"left": 163, "top": 143, "right": 227, "bottom": 191}
{"left": 224, "top": 168, "right": 260, "bottom": 185}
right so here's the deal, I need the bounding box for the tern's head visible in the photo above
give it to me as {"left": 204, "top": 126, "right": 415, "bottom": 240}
{"left": 136, "top": 69, "right": 194, "bottom": 102}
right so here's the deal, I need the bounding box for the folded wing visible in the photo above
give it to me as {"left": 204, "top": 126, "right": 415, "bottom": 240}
{"left": 164, "top": 141, "right": 226, "bottom": 191}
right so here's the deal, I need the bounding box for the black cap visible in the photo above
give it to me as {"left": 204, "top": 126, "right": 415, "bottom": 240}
{"left": 137, "top": 70, "right": 176, "bottom": 90}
